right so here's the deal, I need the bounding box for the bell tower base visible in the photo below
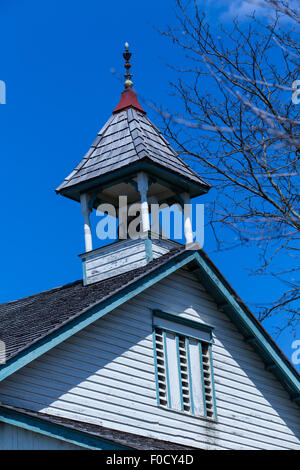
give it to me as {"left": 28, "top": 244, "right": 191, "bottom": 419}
{"left": 79, "top": 237, "right": 180, "bottom": 286}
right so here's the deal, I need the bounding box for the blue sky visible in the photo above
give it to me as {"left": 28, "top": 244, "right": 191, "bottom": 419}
{"left": 0, "top": 0, "right": 298, "bottom": 369}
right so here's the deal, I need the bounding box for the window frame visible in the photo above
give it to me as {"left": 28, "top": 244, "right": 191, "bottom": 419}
{"left": 152, "top": 309, "right": 217, "bottom": 421}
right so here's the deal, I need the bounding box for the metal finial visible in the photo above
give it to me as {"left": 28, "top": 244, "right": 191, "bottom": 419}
{"left": 123, "top": 42, "right": 133, "bottom": 89}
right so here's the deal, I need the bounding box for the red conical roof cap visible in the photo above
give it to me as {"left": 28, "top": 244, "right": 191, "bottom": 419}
{"left": 113, "top": 88, "right": 146, "bottom": 115}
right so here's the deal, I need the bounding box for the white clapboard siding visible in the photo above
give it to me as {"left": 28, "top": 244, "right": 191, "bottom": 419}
{"left": 0, "top": 269, "right": 299, "bottom": 450}
{"left": 81, "top": 237, "right": 179, "bottom": 284}
{"left": 0, "top": 422, "right": 82, "bottom": 450}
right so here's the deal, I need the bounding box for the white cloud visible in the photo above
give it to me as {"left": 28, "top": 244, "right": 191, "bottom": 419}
{"left": 220, "top": 0, "right": 268, "bottom": 20}
{"left": 196, "top": 0, "right": 299, "bottom": 24}
{"left": 214, "top": 0, "right": 299, "bottom": 22}
{"left": 195, "top": 0, "right": 268, "bottom": 21}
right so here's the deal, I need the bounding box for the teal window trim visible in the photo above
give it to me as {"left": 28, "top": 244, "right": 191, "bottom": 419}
{"left": 209, "top": 344, "right": 218, "bottom": 420}
{"left": 152, "top": 327, "right": 161, "bottom": 406}
{"left": 176, "top": 334, "right": 184, "bottom": 412}
{"left": 198, "top": 342, "right": 207, "bottom": 418}
{"left": 163, "top": 330, "right": 172, "bottom": 408}
{"left": 153, "top": 309, "right": 214, "bottom": 342}
{"left": 152, "top": 310, "right": 217, "bottom": 420}
{"left": 186, "top": 337, "right": 195, "bottom": 415}
{"left": 153, "top": 323, "right": 212, "bottom": 344}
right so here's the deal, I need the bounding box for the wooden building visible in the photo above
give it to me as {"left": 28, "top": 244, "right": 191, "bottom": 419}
{"left": 0, "top": 45, "right": 299, "bottom": 450}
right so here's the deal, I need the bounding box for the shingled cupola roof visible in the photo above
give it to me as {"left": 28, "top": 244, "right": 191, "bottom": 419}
{"left": 56, "top": 44, "right": 210, "bottom": 204}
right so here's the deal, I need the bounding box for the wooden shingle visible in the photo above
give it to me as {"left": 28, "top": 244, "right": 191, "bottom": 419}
{"left": 56, "top": 108, "right": 209, "bottom": 194}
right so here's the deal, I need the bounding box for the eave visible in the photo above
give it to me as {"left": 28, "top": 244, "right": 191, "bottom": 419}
{"left": 56, "top": 159, "right": 210, "bottom": 206}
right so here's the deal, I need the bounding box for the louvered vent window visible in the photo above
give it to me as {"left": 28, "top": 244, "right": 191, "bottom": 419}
{"left": 153, "top": 313, "right": 216, "bottom": 419}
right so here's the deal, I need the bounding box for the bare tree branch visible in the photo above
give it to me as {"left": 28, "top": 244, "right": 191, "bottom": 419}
{"left": 159, "top": 0, "right": 300, "bottom": 333}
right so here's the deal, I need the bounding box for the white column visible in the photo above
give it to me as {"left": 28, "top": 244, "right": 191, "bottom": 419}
{"left": 149, "top": 195, "right": 159, "bottom": 239}
{"left": 181, "top": 192, "right": 194, "bottom": 245}
{"left": 137, "top": 172, "right": 150, "bottom": 234}
{"left": 118, "top": 195, "right": 128, "bottom": 239}
{"left": 80, "top": 193, "right": 93, "bottom": 252}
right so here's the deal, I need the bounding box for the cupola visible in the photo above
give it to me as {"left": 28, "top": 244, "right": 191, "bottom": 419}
{"left": 56, "top": 43, "right": 210, "bottom": 285}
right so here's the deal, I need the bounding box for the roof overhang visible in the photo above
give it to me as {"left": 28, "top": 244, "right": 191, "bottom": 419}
{"left": 56, "top": 159, "right": 210, "bottom": 208}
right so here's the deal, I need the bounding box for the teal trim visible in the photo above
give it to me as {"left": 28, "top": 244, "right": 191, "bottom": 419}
{"left": 145, "top": 237, "right": 153, "bottom": 263}
{"left": 209, "top": 344, "right": 218, "bottom": 420}
{"left": 0, "top": 406, "right": 131, "bottom": 450}
{"left": 152, "top": 327, "right": 161, "bottom": 406}
{"left": 176, "top": 334, "right": 184, "bottom": 411}
{"left": 174, "top": 194, "right": 184, "bottom": 208}
{"left": 198, "top": 342, "right": 207, "bottom": 418}
{"left": 0, "top": 250, "right": 196, "bottom": 383}
{"left": 186, "top": 337, "right": 195, "bottom": 415}
{"left": 82, "top": 260, "right": 87, "bottom": 286}
{"left": 125, "top": 178, "right": 138, "bottom": 192}
{"left": 152, "top": 323, "right": 213, "bottom": 344}
{"left": 59, "top": 161, "right": 208, "bottom": 206}
{"left": 163, "top": 330, "right": 172, "bottom": 408}
{"left": 153, "top": 309, "right": 214, "bottom": 336}
{"left": 88, "top": 193, "right": 98, "bottom": 211}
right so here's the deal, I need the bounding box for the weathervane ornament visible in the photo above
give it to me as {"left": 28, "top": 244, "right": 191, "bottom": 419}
{"left": 123, "top": 42, "right": 133, "bottom": 89}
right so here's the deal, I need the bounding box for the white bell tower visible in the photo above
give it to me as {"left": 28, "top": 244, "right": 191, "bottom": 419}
{"left": 56, "top": 43, "right": 210, "bottom": 285}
